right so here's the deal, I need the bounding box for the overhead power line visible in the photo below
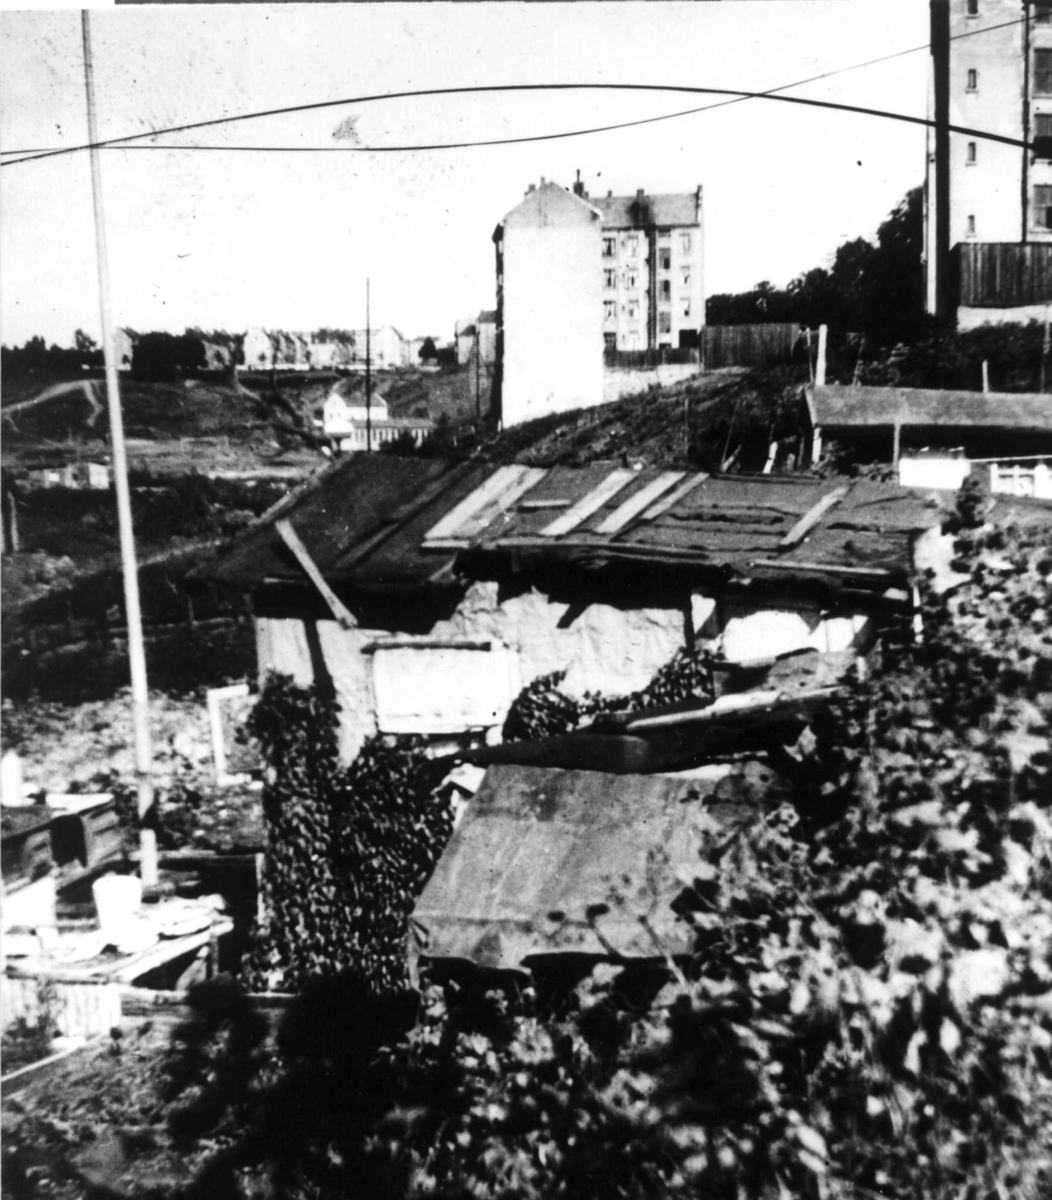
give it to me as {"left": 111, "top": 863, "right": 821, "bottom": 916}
{"left": 0, "top": 12, "right": 1035, "bottom": 166}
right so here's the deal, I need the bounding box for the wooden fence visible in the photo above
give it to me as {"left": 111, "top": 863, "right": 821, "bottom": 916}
{"left": 701, "top": 323, "right": 801, "bottom": 369}
{"left": 954, "top": 242, "right": 1052, "bottom": 308}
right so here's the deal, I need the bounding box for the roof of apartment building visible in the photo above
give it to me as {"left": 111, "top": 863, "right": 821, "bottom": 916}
{"left": 477, "top": 310, "right": 498, "bottom": 325}
{"left": 808, "top": 384, "right": 1052, "bottom": 431}
{"left": 198, "top": 453, "right": 945, "bottom": 598}
{"left": 592, "top": 189, "right": 701, "bottom": 230}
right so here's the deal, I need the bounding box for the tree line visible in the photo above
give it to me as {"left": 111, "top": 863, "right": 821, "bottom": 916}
{"left": 706, "top": 185, "right": 924, "bottom": 345}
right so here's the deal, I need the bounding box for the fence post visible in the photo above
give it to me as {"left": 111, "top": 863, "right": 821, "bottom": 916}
{"left": 816, "top": 325, "right": 828, "bottom": 388}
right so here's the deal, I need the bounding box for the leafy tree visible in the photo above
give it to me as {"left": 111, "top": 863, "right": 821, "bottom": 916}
{"left": 418, "top": 336, "right": 438, "bottom": 362}
{"left": 73, "top": 329, "right": 97, "bottom": 353}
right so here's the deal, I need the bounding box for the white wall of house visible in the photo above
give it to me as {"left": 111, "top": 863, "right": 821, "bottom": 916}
{"left": 898, "top": 455, "right": 973, "bottom": 491}
{"left": 499, "top": 183, "right": 604, "bottom": 427}
{"left": 254, "top": 578, "right": 875, "bottom": 764}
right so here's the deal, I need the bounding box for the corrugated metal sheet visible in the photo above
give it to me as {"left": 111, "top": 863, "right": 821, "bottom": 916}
{"left": 810, "top": 385, "right": 1052, "bottom": 432}
{"left": 412, "top": 763, "right": 765, "bottom": 970}
{"left": 199, "top": 456, "right": 942, "bottom": 593}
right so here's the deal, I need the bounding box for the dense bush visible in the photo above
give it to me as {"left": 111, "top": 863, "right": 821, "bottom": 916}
{"left": 241, "top": 675, "right": 454, "bottom": 993}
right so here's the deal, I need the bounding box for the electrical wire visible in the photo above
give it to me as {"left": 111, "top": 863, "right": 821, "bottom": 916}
{"left": 0, "top": 11, "right": 1035, "bottom": 165}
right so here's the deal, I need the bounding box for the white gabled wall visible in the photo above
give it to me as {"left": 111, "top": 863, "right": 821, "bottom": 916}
{"left": 499, "top": 183, "right": 604, "bottom": 427}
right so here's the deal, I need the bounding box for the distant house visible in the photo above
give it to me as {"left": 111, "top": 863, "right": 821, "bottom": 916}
{"left": 243, "top": 327, "right": 273, "bottom": 370}
{"left": 347, "top": 326, "right": 409, "bottom": 370}
{"left": 455, "top": 321, "right": 477, "bottom": 366}
{"left": 320, "top": 379, "right": 432, "bottom": 450}
{"left": 806, "top": 383, "right": 1052, "bottom": 498}
{"left": 322, "top": 383, "right": 389, "bottom": 436}
{"left": 476, "top": 310, "right": 497, "bottom": 365}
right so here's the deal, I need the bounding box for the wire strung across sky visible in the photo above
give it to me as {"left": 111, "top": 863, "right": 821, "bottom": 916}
{"left": 0, "top": 13, "right": 1034, "bottom": 167}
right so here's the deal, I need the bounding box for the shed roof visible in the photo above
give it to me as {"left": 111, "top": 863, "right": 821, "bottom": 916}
{"left": 809, "top": 384, "right": 1052, "bottom": 431}
{"left": 412, "top": 762, "right": 769, "bottom": 970}
{"left": 198, "top": 456, "right": 945, "bottom": 595}
{"left": 594, "top": 191, "right": 701, "bottom": 230}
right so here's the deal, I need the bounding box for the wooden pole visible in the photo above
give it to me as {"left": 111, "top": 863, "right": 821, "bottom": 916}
{"left": 982, "top": 359, "right": 990, "bottom": 394}
{"left": 475, "top": 325, "right": 481, "bottom": 425}
{"left": 816, "top": 324, "right": 828, "bottom": 387}
{"left": 82, "top": 11, "right": 157, "bottom": 886}
{"left": 365, "top": 278, "right": 372, "bottom": 453}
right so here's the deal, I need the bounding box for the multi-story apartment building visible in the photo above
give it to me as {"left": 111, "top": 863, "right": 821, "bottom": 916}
{"left": 575, "top": 180, "right": 704, "bottom": 352}
{"left": 926, "top": 0, "right": 1052, "bottom": 323}
{"left": 493, "top": 180, "right": 605, "bottom": 426}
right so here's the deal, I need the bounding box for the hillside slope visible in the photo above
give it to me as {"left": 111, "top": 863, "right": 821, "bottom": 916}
{"left": 481, "top": 366, "right": 809, "bottom": 472}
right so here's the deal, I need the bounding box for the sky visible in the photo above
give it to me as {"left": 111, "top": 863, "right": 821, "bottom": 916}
{"left": 0, "top": 1, "right": 930, "bottom": 349}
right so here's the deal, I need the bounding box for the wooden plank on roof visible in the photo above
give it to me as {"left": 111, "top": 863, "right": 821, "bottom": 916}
{"left": 275, "top": 519, "right": 357, "bottom": 630}
{"left": 777, "top": 487, "right": 849, "bottom": 551}
{"left": 594, "top": 471, "right": 686, "bottom": 534}
{"left": 424, "top": 465, "right": 546, "bottom": 543}
{"left": 539, "top": 469, "right": 636, "bottom": 536}
{"left": 636, "top": 472, "right": 709, "bottom": 522}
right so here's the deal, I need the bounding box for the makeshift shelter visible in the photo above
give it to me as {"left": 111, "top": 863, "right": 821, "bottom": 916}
{"left": 197, "top": 455, "right": 941, "bottom": 762}
{"left": 806, "top": 384, "right": 1052, "bottom": 496}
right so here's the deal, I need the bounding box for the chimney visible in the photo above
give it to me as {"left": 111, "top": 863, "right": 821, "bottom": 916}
{"left": 573, "top": 169, "right": 586, "bottom": 198}
{"left": 540, "top": 176, "right": 546, "bottom": 187}
{"left": 526, "top": 183, "right": 536, "bottom": 194}
{"left": 607, "top": 190, "right": 613, "bottom": 199}
{"left": 636, "top": 188, "right": 645, "bottom": 199}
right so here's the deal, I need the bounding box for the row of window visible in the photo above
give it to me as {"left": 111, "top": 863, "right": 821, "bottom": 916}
{"left": 604, "top": 300, "right": 692, "bottom": 322}
{"left": 603, "top": 269, "right": 692, "bottom": 291}
{"left": 965, "top": 115, "right": 1052, "bottom": 162}
{"left": 601, "top": 232, "right": 694, "bottom": 259}
{"left": 967, "top": 51, "right": 1052, "bottom": 96}
{"left": 962, "top": 186, "right": 1052, "bottom": 235}
{"left": 966, "top": 0, "right": 1052, "bottom": 19}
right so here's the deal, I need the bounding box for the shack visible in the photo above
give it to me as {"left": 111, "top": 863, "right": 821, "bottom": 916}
{"left": 806, "top": 384, "right": 1052, "bottom": 497}
{"left": 198, "top": 455, "right": 943, "bottom": 763}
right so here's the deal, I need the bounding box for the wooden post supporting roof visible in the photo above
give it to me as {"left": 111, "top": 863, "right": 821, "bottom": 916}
{"left": 276, "top": 519, "right": 356, "bottom": 630}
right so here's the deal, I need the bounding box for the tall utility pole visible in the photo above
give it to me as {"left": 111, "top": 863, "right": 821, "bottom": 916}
{"left": 475, "top": 325, "right": 481, "bottom": 425}
{"left": 365, "top": 278, "right": 372, "bottom": 453}
{"left": 82, "top": 11, "right": 157, "bottom": 886}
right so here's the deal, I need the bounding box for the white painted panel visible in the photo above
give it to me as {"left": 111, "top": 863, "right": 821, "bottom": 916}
{"left": 372, "top": 644, "right": 520, "bottom": 735}
{"left": 425, "top": 465, "right": 537, "bottom": 542}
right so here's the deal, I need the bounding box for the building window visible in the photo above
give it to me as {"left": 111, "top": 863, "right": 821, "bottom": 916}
{"left": 681, "top": 298, "right": 692, "bottom": 318}
{"left": 603, "top": 237, "right": 616, "bottom": 258}
{"left": 659, "top": 279, "right": 671, "bottom": 301}
{"left": 625, "top": 270, "right": 638, "bottom": 289}
{"left": 680, "top": 233, "right": 692, "bottom": 254}
{"left": 604, "top": 332, "right": 617, "bottom": 351}
{"left": 1036, "top": 49, "right": 1052, "bottom": 95}
{"left": 658, "top": 311, "right": 672, "bottom": 333}
{"left": 966, "top": 0, "right": 978, "bottom": 14}
{"left": 627, "top": 301, "right": 639, "bottom": 320}
{"left": 627, "top": 331, "right": 639, "bottom": 349}
{"left": 659, "top": 248, "right": 672, "bottom": 271}
{"left": 681, "top": 267, "right": 691, "bottom": 286}
{"left": 1036, "top": 2, "right": 1052, "bottom": 24}
{"left": 604, "top": 300, "right": 617, "bottom": 323}
{"left": 604, "top": 269, "right": 616, "bottom": 288}
{"left": 966, "top": 141, "right": 977, "bottom": 164}
{"left": 966, "top": 67, "right": 978, "bottom": 91}
{"left": 658, "top": 228, "right": 671, "bottom": 242}
{"left": 967, "top": 214, "right": 976, "bottom": 236}
{"left": 626, "top": 235, "right": 639, "bottom": 257}
{"left": 1034, "top": 185, "right": 1052, "bottom": 229}
{"left": 1034, "top": 112, "right": 1052, "bottom": 157}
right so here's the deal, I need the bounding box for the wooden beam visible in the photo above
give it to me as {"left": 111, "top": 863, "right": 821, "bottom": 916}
{"left": 595, "top": 471, "right": 686, "bottom": 534}
{"left": 777, "top": 487, "right": 849, "bottom": 551}
{"left": 424, "top": 464, "right": 545, "bottom": 542}
{"left": 539, "top": 469, "right": 636, "bottom": 536}
{"left": 637, "top": 472, "right": 709, "bottom": 521}
{"left": 275, "top": 519, "right": 356, "bottom": 630}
